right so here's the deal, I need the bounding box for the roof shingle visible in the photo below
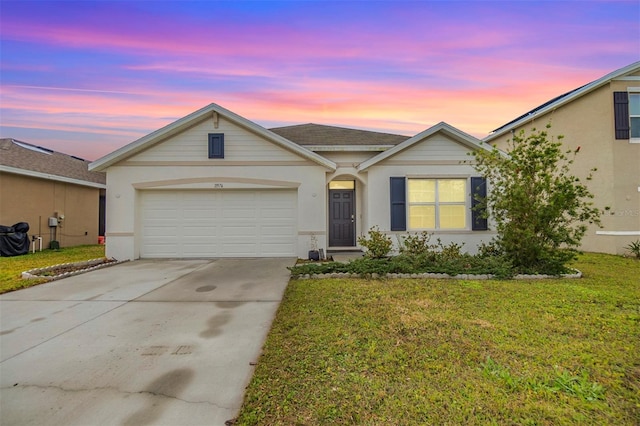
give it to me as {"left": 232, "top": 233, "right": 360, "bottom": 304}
{"left": 0, "top": 138, "right": 106, "bottom": 185}
{"left": 269, "top": 123, "right": 409, "bottom": 146}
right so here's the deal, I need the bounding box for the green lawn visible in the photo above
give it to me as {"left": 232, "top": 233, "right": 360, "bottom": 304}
{"left": 237, "top": 253, "right": 640, "bottom": 425}
{"left": 0, "top": 245, "right": 105, "bottom": 294}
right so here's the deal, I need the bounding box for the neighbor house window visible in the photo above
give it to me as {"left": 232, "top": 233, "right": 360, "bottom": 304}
{"left": 630, "top": 93, "right": 640, "bottom": 139}
{"left": 208, "top": 133, "right": 224, "bottom": 158}
{"left": 408, "top": 179, "right": 466, "bottom": 229}
{"left": 613, "top": 91, "right": 640, "bottom": 140}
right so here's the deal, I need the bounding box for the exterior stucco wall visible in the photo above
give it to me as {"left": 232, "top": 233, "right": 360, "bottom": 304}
{"left": 103, "top": 112, "right": 341, "bottom": 260}
{"left": 104, "top": 163, "right": 329, "bottom": 260}
{"left": 387, "top": 134, "right": 471, "bottom": 162}
{"left": 130, "top": 116, "right": 303, "bottom": 162}
{"left": 365, "top": 163, "right": 496, "bottom": 254}
{"left": 0, "top": 172, "right": 101, "bottom": 249}
{"left": 488, "top": 80, "right": 640, "bottom": 254}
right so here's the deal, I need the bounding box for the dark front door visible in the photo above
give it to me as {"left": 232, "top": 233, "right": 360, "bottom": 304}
{"left": 329, "top": 189, "right": 355, "bottom": 247}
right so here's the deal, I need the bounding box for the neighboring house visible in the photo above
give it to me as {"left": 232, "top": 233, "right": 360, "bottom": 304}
{"left": 0, "top": 138, "right": 106, "bottom": 250}
{"left": 485, "top": 61, "right": 640, "bottom": 255}
{"left": 89, "top": 104, "right": 496, "bottom": 260}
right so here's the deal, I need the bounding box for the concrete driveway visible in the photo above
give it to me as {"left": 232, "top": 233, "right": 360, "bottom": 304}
{"left": 0, "top": 258, "right": 295, "bottom": 426}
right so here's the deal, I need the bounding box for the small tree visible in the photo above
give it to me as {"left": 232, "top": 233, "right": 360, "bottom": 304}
{"left": 472, "top": 125, "right": 601, "bottom": 274}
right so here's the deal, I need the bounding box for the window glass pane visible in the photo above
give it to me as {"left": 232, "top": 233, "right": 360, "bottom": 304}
{"left": 409, "top": 205, "right": 435, "bottom": 229}
{"left": 630, "top": 94, "right": 640, "bottom": 115}
{"left": 631, "top": 117, "right": 640, "bottom": 138}
{"left": 408, "top": 179, "right": 435, "bottom": 202}
{"left": 329, "top": 181, "right": 355, "bottom": 189}
{"left": 439, "top": 179, "right": 466, "bottom": 202}
{"left": 439, "top": 205, "right": 466, "bottom": 229}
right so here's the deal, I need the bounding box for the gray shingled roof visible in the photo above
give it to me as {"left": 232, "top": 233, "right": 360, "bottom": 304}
{"left": 0, "top": 138, "right": 106, "bottom": 185}
{"left": 269, "top": 123, "right": 409, "bottom": 146}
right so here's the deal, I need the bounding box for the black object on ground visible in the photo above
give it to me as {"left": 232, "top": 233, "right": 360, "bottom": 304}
{"left": 0, "top": 222, "right": 30, "bottom": 256}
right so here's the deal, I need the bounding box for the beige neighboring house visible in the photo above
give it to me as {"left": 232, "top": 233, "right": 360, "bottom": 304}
{"left": 485, "top": 61, "right": 640, "bottom": 255}
{"left": 0, "top": 138, "right": 106, "bottom": 249}
{"left": 90, "top": 104, "right": 496, "bottom": 260}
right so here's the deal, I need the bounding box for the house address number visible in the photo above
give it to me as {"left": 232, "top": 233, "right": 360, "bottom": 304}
{"left": 214, "top": 183, "right": 224, "bottom": 188}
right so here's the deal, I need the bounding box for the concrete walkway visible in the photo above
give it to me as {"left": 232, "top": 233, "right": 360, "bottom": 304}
{"left": 0, "top": 258, "right": 294, "bottom": 426}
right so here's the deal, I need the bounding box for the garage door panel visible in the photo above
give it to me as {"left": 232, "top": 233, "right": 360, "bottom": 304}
{"left": 222, "top": 208, "right": 257, "bottom": 219}
{"left": 182, "top": 224, "right": 217, "bottom": 236}
{"left": 262, "top": 225, "right": 296, "bottom": 237}
{"left": 183, "top": 227, "right": 218, "bottom": 237}
{"left": 143, "top": 226, "right": 178, "bottom": 237}
{"left": 183, "top": 244, "right": 218, "bottom": 256}
{"left": 140, "top": 190, "right": 297, "bottom": 258}
{"left": 223, "top": 243, "right": 258, "bottom": 256}
{"left": 222, "top": 225, "right": 257, "bottom": 237}
{"left": 144, "top": 210, "right": 180, "bottom": 220}
{"left": 260, "top": 208, "right": 295, "bottom": 219}
{"left": 144, "top": 245, "right": 180, "bottom": 256}
{"left": 261, "top": 244, "right": 295, "bottom": 255}
{"left": 184, "top": 209, "right": 217, "bottom": 219}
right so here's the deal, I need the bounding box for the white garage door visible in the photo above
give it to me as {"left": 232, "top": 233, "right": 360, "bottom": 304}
{"left": 140, "top": 190, "right": 297, "bottom": 258}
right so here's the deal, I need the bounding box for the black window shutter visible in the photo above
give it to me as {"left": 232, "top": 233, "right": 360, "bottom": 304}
{"left": 390, "top": 177, "right": 406, "bottom": 231}
{"left": 471, "top": 177, "right": 488, "bottom": 231}
{"left": 208, "top": 133, "right": 224, "bottom": 158}
{"left": 613, "top": 92, "right": 629, "bottom": 140}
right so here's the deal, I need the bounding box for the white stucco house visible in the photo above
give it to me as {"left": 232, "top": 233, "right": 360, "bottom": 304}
{"left": 89, "top": 104, "right": 496, "bottom": 260}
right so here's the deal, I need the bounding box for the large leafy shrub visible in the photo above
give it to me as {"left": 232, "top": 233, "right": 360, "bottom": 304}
{"left": 471, "top": 126, "right": 602, "bottom": 274}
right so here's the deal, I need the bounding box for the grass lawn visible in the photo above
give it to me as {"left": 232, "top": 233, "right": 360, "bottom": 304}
{"left": 237, "top": 253, "right": 640, "bottom": 425}
{"left": 0, "top": 245, "right": 105, "bottom": 294}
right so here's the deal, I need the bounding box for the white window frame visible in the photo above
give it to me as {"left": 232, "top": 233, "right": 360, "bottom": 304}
{"left": 407, "top": 177, "right": 469, "bottom": 230}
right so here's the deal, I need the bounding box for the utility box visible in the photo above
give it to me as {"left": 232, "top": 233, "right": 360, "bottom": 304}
{"left": 48, "top": 217, "right": 58, "bottom": 227}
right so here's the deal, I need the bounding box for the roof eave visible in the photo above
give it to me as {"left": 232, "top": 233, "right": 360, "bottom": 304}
{"left": 90, "top": 103, "right": 219, "bottom": 171}
{"left": 305, "top": 144, "right": 394, "bottom": 152}
{"left": 485, "top": 61, "right": 640, "bottom": 142}
{"left": 0, "top": 165, "right": 106, "bottom": 189}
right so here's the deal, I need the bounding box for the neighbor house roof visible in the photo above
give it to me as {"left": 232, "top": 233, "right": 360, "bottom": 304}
{"left": 270, "top": 123, "right": 409, "bottom": 150}
{"left": 486, "top": 61, "right": 640, "bottom": 141}
{"left": 0, "top": 138, "right": 106, "bottom": 188}
{"left": 90, "top": 103, "right": 337, "bottom": 171}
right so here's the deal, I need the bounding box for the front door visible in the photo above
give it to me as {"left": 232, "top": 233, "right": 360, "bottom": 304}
{"left": 329, "top": 189, "right": 355, "bottom": 247}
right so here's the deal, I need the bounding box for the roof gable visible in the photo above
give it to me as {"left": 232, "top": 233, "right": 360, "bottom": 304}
{"left": 90, "top": 104, "right": 336, "bottom": 171}
{"left": 358, "top": 122, "right": 490, "bottom": 171}
{"left": 486, "top": 61, "right": 640, "bottom": 141}
{"left": 0, "top": 138, "right": 105, "bottom": 187}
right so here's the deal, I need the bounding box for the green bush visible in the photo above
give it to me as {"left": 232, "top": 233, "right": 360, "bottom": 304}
{"left": 357, "top": 226, "right": 392, "bottom": 259}
{"left": 477, "top": 240, "right": 503, "bottom": 258}
{"left": 471, "top": 125, "right": 602, "bottom": 273}
{"left": 436, "top": 239, "right": 464, "bottom": 260}
{"left": 398, "top": 231, "right": 434, "bottom": 256}
{"left": 289, "top": 252, "right": 516, "bottom": 279}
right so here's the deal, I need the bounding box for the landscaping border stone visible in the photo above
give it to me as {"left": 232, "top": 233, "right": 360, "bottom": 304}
{"left": 21, "top": 258, "right": 128, "bottom": 281}
{"left": 294, "top": 269, "right": 582, "bottom": 280}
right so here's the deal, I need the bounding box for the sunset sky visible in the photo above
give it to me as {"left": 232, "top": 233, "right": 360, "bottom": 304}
{"left": 1, "top": 0, "right": 639, "bottom": 161}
